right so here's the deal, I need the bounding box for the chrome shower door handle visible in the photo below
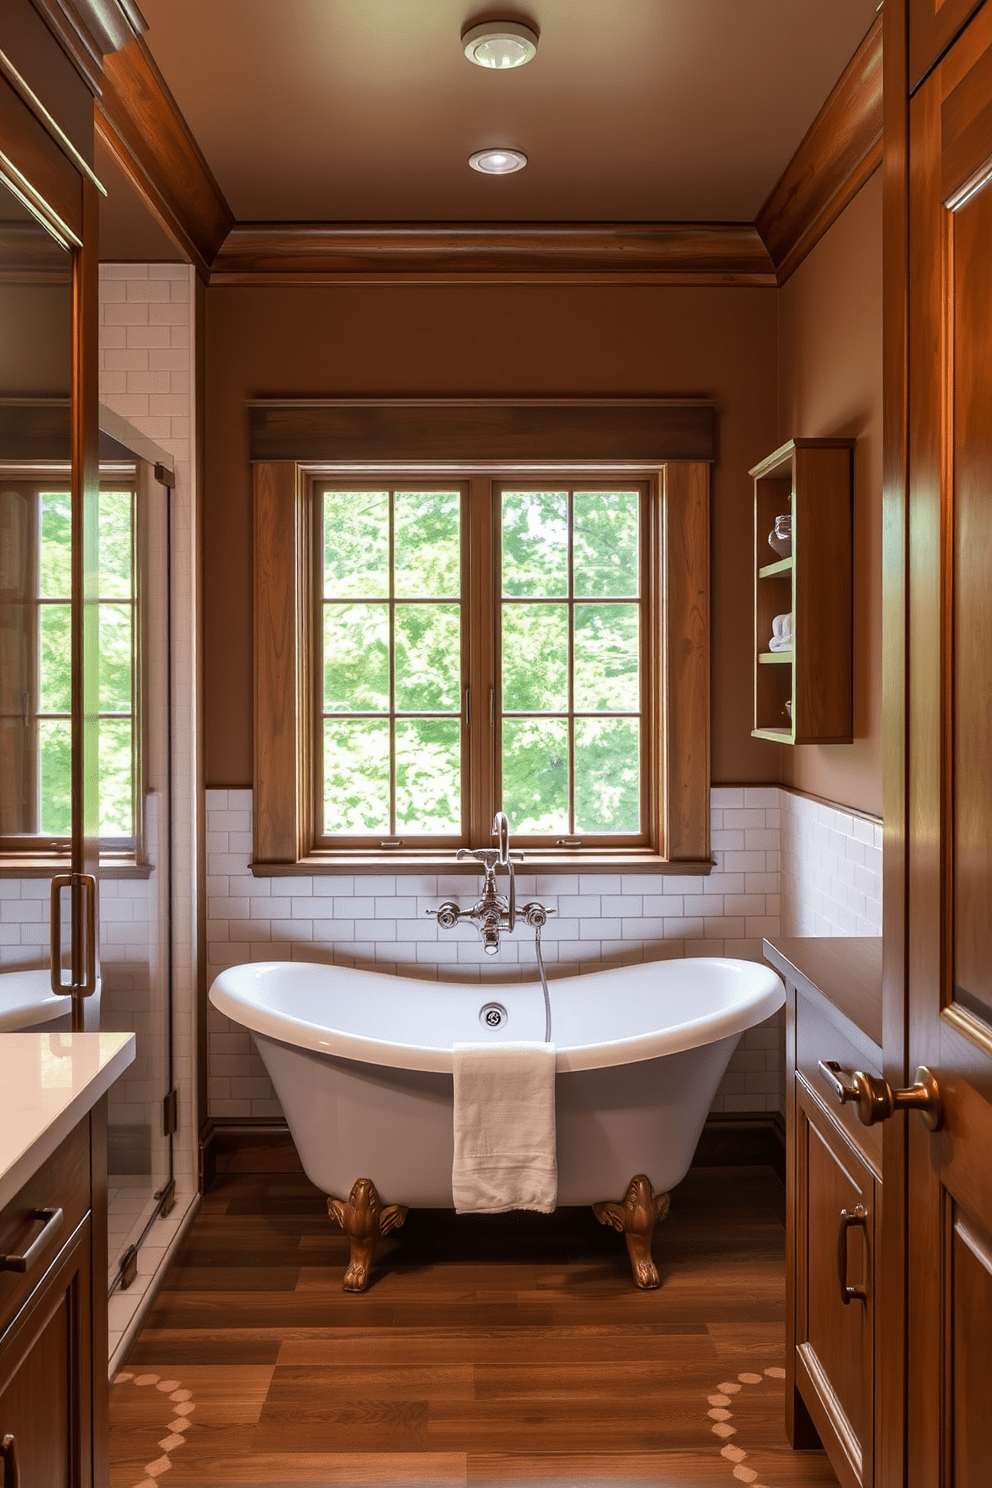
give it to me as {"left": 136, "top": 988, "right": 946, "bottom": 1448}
{"left": 49, "top": 872, "right": 72, "bottom": 996}
{"left": 74, "top": 872, "right": 98, "bottom": 998}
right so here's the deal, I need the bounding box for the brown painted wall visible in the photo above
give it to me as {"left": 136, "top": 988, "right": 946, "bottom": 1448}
{"left": 777, "top": 171, "right": 883, "bottom": 817}
{"left": 203, "top": 282, "right": 779, "bottom": 788}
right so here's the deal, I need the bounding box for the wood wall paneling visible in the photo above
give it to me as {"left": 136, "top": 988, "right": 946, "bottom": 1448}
{"left": 247, "top": 400, "right": 716, "bottom": 468}
{"left": 96, "top": 36, "right": 233, "bottom": 278}
{"left": 211, "top": 222, "right": 776, "bottom": 286}
{"left": 756, "top": 15, "right": 883, "bottom": 285}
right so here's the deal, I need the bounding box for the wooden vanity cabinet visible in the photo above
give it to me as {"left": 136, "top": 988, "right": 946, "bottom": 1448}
{"left": 0, "top": 1105, "right": 108, "bottom": 1488}
{"left": 764, "top": 937, "right": 883, "bottom": 1488}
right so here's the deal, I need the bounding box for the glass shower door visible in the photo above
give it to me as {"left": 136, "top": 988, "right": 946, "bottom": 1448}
{"left": 97, "top": 448, "right": 176, "bottom": 1292}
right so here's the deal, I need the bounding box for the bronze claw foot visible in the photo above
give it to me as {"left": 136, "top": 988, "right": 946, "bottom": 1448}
{"left": 327, "top": 1178, "right": 408, "bottom": 1292}
{"left": 593, "top": 1174, "right": 671, "bottom": 1289}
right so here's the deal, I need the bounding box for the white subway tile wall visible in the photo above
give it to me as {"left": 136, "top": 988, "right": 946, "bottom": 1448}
{"left": 203, "top": 786, "right": 882, "bottom": 1124}
{"left": 780, "top": 789, "right": 883, "bottom": 937}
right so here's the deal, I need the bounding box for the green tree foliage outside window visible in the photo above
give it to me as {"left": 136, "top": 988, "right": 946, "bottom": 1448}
{"left": 33, "top": 487, "right": 136, "bottom": 841}
{"left": 319, "top": 483, "right": 643, "bottom": 841}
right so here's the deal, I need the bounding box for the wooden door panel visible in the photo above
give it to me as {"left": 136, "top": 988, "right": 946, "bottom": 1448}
{"left": 906, "top": 4, "right": 992, "bottom": 1485}
{"left": 951, "top": 135, "right": 992, "bottom": 1025}
{"left": 949, "top": 1208, "right": 992, "bottom": 1486}
{"left": 910, "top": 0, "right": 986, "bottom": 89}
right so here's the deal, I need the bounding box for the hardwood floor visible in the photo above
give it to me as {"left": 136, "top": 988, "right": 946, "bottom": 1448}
{"left": 109, "top": 1164, "right": 839, "bottom": 1487}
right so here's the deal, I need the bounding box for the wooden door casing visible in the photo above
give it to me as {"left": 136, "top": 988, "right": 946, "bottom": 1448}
{"left": 910, "top": 0, "right": 988, "bottom": 88}
{"left": 907, "top": 3, "right": 992, "bottom": 1483}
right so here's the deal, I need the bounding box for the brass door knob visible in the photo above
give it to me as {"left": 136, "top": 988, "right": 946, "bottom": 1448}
{"left": 817, "top": 1060, "right": 943, "bottom": 1132}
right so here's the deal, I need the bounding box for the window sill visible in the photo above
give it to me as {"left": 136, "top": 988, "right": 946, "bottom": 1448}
{"left": 250, "top": 851, "right": 714, "bottom": 878}
{"left": 0, "top": 855, "right": 153, "bottom": 879}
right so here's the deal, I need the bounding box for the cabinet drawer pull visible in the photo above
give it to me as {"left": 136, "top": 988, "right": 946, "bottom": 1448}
{"left": 838, "top": 1204, "right": 868, "bottom": 1305}
{"left": 1, "top": 1433, "right": 19, "bottom": 1488}
{"left": 0, "top": 1206, "right": 63, "bottom": 1274}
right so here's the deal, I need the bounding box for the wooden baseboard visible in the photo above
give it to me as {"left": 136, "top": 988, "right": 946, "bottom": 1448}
{"left": 199, "top": 1111, "right": 785, "bottom": 1193}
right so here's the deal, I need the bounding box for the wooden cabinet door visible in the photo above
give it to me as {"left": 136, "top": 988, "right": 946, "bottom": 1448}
{"left": 795, "top": 1088, "right": 875, "bottom": 1488}
{"left": 910, "top": 0, "right": 987, "bottom": 87}
{"left": 907, "top": 6, "right": 992, "bottom": 1484}
{"left": 0, "top": 1223, "right": 93, "bottom": 1488}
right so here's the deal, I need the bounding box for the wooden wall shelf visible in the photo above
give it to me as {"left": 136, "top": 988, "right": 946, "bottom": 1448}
{"left": 751, "top": 438, "right": 854, "bottom": 745}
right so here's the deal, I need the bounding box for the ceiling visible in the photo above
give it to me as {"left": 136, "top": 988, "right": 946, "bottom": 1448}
{"left": 131, "top": 0, "right": 880, "bottom": 226}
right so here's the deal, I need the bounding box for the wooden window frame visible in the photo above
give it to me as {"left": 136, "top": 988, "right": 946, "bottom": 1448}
{"left": 253, "top": 451, "right": 711, "bottom": 875}
{"left": 0, "top": 466, "right": 150, "bottom": 873}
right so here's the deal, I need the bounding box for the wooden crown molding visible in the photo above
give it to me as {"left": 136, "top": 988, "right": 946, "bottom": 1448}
{"left": 96, "top": 34, "right": 233, "bottom": 278}
{"left": 30, "top": 0, "right": 147, "bottom": 95}
{"left": 756, "top": 13, "right": 883, "bottom": 285}
{"left": 92, "top": 15, "right": 880, "bottom": 288}
{"left": 211, "top": 221, "right": 776, "bottom": 286}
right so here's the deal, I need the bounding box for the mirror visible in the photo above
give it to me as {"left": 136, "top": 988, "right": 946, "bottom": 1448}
{"left": 0, "top": 178, "right": 74, "bottom": 1030}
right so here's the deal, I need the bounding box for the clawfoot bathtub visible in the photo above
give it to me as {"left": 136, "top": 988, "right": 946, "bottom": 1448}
{"left": 209, "top": 956, "right": 784, "bottom": 1288}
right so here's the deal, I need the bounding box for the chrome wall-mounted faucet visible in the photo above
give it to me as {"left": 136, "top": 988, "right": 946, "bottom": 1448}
{"left": 427, "top": 811, "right": 550, "bottom": 955}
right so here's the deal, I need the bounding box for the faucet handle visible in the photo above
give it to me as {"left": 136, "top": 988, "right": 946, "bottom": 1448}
{"left": 492, "top": 811, "right": 510, "bottom": 866}
{"left": 457, "top": 847, "right": 501, "bottom": 871}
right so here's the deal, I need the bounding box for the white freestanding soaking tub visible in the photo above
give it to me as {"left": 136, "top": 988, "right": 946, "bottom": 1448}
{"left": 209, "top": 956, "right": 785, "bottom": 1208}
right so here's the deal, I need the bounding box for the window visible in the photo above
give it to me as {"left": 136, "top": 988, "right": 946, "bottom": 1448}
{"left": 314, "top": 481, "right": 652, "bottom": 851}
{"left": 0, "top": 474, "right": 142, "bottom": 859}
{"left": 250, "top": 398, "right": 712, "bottom": 874}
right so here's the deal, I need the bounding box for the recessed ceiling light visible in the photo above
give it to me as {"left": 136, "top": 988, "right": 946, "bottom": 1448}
{"left": 468, "top": 147, "right": 528, "bottom": 175}
{"left": 462, "top": 20, "right": 539, "bottom": 69}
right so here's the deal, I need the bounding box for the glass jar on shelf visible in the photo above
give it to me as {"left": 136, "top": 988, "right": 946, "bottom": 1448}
{"left": 768, "top": 514, "right": 792, "bottom": 558}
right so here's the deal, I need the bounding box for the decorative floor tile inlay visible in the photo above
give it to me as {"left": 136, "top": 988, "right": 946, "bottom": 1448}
{"left": 113, "top": 1371, "right": 195, "bottom": 1487}
{"left": 709, "top": 1367, "right": 788, "bottom": 1486}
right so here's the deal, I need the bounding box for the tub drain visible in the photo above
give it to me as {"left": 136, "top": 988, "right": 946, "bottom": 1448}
{"left": 479, "top": 1001, "right": 507, "bottom": 1028}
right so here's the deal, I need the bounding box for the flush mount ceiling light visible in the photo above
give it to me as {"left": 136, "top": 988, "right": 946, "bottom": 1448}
{"left": 462, "top": 20, "right": 539, "bottom": 69}
{"left": 468, "top": 147, "right": 528, "bottom": 174}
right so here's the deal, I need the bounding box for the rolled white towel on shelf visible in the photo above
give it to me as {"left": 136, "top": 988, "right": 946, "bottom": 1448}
{"left": 768, "top": 611, "right": 794, "bottom": 651}
{"left": 451, "top": 1041, "right": 557, "bottom": 1214}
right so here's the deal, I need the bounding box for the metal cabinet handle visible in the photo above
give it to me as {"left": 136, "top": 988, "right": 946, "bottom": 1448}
{"left": 838, "top": 1204, "right": 868, "bottom": 1305}
{"left": 817, "top": 1059, "right": 943, "bottom": 1131}
{"left": 0, "top": 1207, "right": 63, "bottom": 1274}
{"left": 1, "top": 1433, "right": 20, "bottom": 1488}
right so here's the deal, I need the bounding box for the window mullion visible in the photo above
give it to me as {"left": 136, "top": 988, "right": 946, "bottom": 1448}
{"left": 567, "top": 487, "right": 576, "bottom": 836}
{"left": 388, "top": 487, "right": 397, "bottom": 837}
{"left": 464, "top": 476, "right": 495, "bottom": 844}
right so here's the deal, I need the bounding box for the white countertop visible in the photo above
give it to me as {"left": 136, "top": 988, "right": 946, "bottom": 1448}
{"left": 0, "top": 1032, "right": 135, "bottom": 1211}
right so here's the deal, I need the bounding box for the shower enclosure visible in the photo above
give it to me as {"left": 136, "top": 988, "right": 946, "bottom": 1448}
{"left": 0, "top": 174, "right": 177, "bottom": 1304}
